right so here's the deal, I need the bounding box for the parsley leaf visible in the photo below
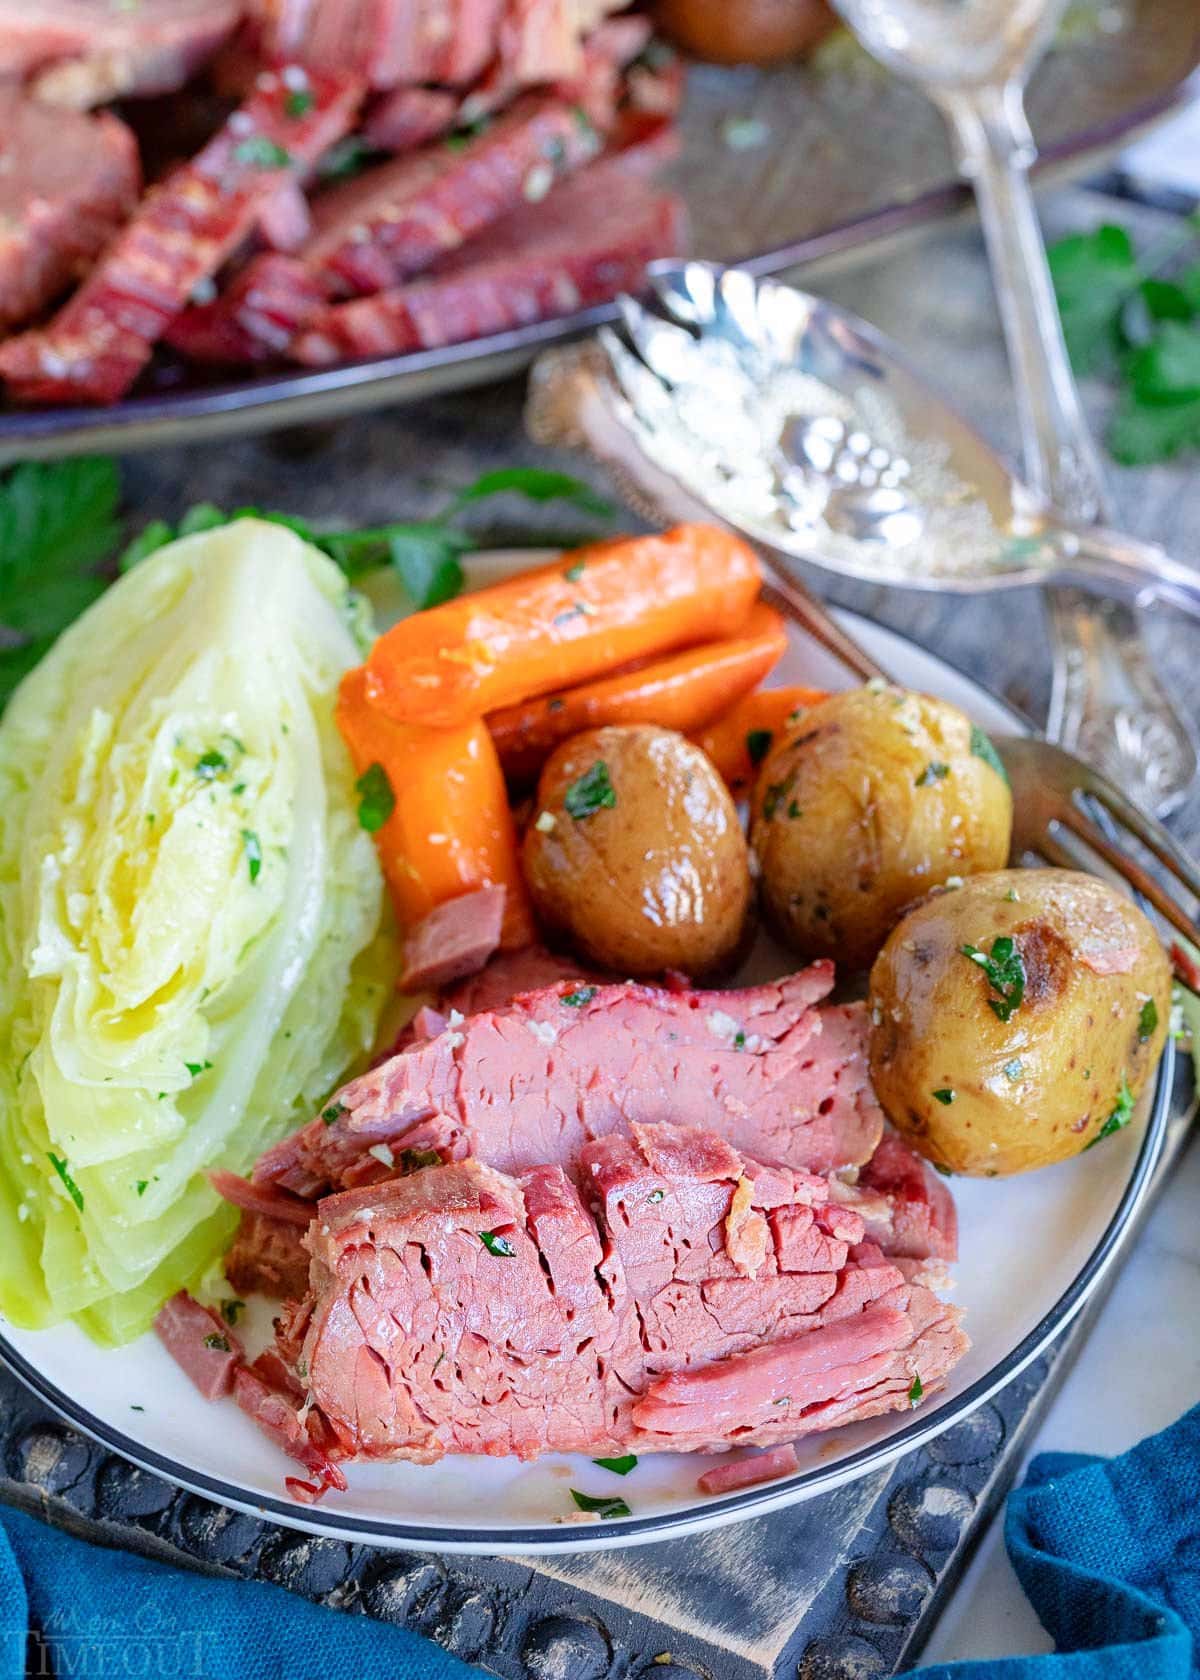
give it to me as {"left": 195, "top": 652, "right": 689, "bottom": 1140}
{"left": 564, "top": 760, "right": 616, "bottom": 819}
{"left": 1138, "top": 998, "right": 1159, "bottom": 1041}
{"left": 48, "top": 1152, "right": 84, "bottom": 1212}
{"left": 592, "top": 1454, "right": 638, "bottom": 1476}
{"left": 969, "top": 724, "right": 1009, "bottom": 786}
{"left": 0, "top": 459, "right": 120, "bottom": 707}
{"left": 1084, "top": 1074, "right": 1136, "bottom": 1149}
{"left": 570, "top": 1489, "right": 631, "bottom": 1518}
{"left": 932, "top": 1088, "right": 955, "bottom": 1106}
{"left": 203, "top": 1332, "right": 231, "bottom": 1352}
{"left": 908, "top": 1374, "right": 924, "bottom": 1406}
{"left": 450, "top": 468, "right": 611, "bottom": 519}
{"left": 355, "top": 762, "right": 395, "bottom": 833}
{"left": 746, "top": 728, "right": 773, "bottom": 766}
{"left": 1048, "top": 223, "right": 1141, "bottom": 374}
{"left": 321, "top": 1102, "right": 347, "bottom": 1126}
{"left": 241, "top": 829, "right": 262, "bottom": 883}
{"left": 961, "top": 935, "right": 1026, "bottom": 1022}
{"left": 479, "top": 1230, "right": 516, "bottom": 1257}
{"left": 234, "top": 136, "right": 292, "bottom": 169}
{"left": 561, "top": 986, "right": 597, "bottom": 1008}
{"left": 915, "top": 761, "right": 950, "bottom": 787}
{"left": 221, "top": 1298, "right": 246, "bottom": 1326}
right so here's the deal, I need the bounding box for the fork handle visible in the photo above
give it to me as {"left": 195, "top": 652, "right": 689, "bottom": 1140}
{"left": 937, "top": 79, "right": 1198, "bottom": 815}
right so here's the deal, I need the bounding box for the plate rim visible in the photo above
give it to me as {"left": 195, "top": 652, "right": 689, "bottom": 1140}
{"left": 0, "top": 605, "right": 1176, "bottom": 1554}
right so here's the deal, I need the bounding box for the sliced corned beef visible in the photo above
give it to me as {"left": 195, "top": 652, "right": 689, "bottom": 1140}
{"left": 0, "top": 92, "right": 140, "bottom": 333}
{"left": 154, "top": 1291, "right": 243, "bottom": 1400}
{"left": 251, "top": 964, "right": 885, "bottom": 1196}
{"left": 853, "top": 1129, "right": 959, "bottom": 1262}
{"left": 291, "top": 159, "right": 686, "bottom": 364}
{"left": 0, "top": 70, "right": 364, "bottom": 405}
{"left": 0, "top": 0, "right": 240, "bottom": 105}
{"left": 399, "top": 885, "right": 506, "bottom": 993}
{"left": 364, "top": 86, "right": 461, "bottom": 152}
{"left": 439, "top": 944, "right": 596, "bottom": 1018}
{"left": 164, "top": 253, "right": 324, "bottom": 365}
{"left": 269, "top": 1122, "right": 965, "bottom": 1471}
{"left": 225, "top": 1210, "right": 313, "bottom": 1300}
{"left": 697, "top": 1443, "right": 799, "bottom": 1495}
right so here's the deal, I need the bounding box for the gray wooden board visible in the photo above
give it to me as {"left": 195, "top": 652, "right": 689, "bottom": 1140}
{"left": 0, "top": 184, "right": 1198, "bottom": 1678}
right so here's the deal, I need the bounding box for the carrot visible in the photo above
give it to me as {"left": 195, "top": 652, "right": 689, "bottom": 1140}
{"left": 336, "top": 668, "right": 534, "bottom": 949}
{"left": 691, "top": 685, "right": 830, "bottom": 793}
{"left": 364, "top": 524, "right": 762, "bottom": 729}
{"left": 486, "top": 602, "right": 788, "bottom": 782}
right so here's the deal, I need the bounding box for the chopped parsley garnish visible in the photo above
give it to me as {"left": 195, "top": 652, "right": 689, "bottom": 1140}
{"left": 932, "top": 1088, "right": 955, "bottom": 1106}
{"left": 762, "top": 773, "right": 795, "bottom": 820}
{"left": 563, "top": 560, "right": 585, "bottom": 583}
{"left": 135, "top": 1180, "right": 148, "bottom": 1197}
{"left": 221, "top": 1299, "right": 246, "bottom": 1326}
{"left": 184, "top": 1059, "right": 213, "bottom": 1077}
{"left": 241, "top": 829, "right": 262, "bottom": 883}
{"left": 130, "top": 1404, "right": 145, "bottom": 1412}
{"left": 47, "top": 1152, "right": 83, "bottom": 1212}
{"left": 195, "top": 749, "right": 228, "bottom": 780}
{"left": 961, "top": 935, "right": 1026, "bottom": 1022}
{"left": 570, "top": 1489, "right": 631, "bottom": 1518}
{"left": 564, "top": 760, "right": 615, "bottom": 819}
{"left": 1084, "top": 1074, "right": 1136, "bottom": 1150}
{"left": 786, "top": 799, "right": 802, "bottom": 820}
{"left": 561, "top": 986, "right": 597, "bottom": 1008}
{"left": 593, "top": 1454, "right": 638, "bottom": 1475}
{"left": 355, "top": 762, "right": 395, "bottom": 833}
{"left": 480, "top": 1230, "right": 516, "bottom": 1257}
{"left": 1003, "top": 1059, "right": 1024, "bottom": 1082}
{"left": 321, "top": 1101, "right": 347, "bottom": 1125}
{"left": 932, "top": 1162, "right": 954, "bottom": 1177}
{"left": 399, "top": 1147, "right": 442, "bottom": 1172}
{"left": 908, "top": 1374, "right": 924, "bottom": 1406}
{"left": 1004, "top": 887, "right": 1019, "bottom": 902}
{"left": 1138, "top": 997, "right": 1159, "bottom": 1041}
{"left": 915, "top": 761, "right": 950, "bottom": 787}
{"left": 285, "top": 88, "right": 314, "bottom": 117}
{"left": 733, "top": 1030, "right": 746, "bottom": 1050}
{"left": 234, "top": 137, "right": 292, "bottom": 169}
{"left": 648, "top": 1188, "right": 665, "bottom": 1204}
{"left": 969, "top": 724, "right": 1009, "bottom": 785}
{"left": 746, "top": 728, "right": 773, "bottom": 766}
{"left": 203, "top": 1333, "right": 231, "bottom": 1352}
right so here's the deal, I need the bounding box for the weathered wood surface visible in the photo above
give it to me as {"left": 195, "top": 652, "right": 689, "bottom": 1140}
{"left": 0, "top": 186, "right": 1197, "bottom": 1679}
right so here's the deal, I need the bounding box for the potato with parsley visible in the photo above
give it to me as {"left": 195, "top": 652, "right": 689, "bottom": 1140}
{"left": 868, "top": 868, "right": 1171, "bottom": 1176}
{"left": 749, "top": 684, "right": 1012, "bottom": 970}
{"left": 522, "top": 724, "right": 752, "bottom": 977}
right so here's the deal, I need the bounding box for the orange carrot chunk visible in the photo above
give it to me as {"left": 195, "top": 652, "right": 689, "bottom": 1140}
{"left": 336, "top": 668, "right": 534, "bottom": 949}
{"left": 364, "top": 524, "right": 762, "bottom": 729}
{"left": 691, "top": 684, "right": 830, "bottom": 794}
{"left": 487, "top": 602, "right": 788, "bottom": 783}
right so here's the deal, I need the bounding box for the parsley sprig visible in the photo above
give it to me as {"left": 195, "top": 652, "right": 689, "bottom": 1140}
{"left": 961, "top": 935, "right": 1026, "bottom": 1023}
{"left": 1049, "top": 213, "right": 1200, "bottom": 463}
{"left": 0, "top": 459, "right": 612, "bottom": 714}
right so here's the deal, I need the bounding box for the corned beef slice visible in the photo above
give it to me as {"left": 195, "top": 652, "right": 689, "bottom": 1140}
{"left": 252, "top": 965, "right": 886, "bottom": 1195}
{"left": 287, "top": 1123, "right": 966, "bottom": 1465}
{"left": 154, "top": 1291, "right": 243, "bottom": 1399}
{"left": 855, "top": 1129, "right": 959, "bottom": 1262}
{"left": 400, "top": 885, "right": 506, "bottom": 992}
{"left": 166, "top": 88, "right": 610, "bottom": 365}
{"left": 0, "top": 92, "right": 140, "bottom": 332}
{"left": 0, "top": 0, "right": 240, "bottom": 104}
{"left": 0, "top": 70, "right": 364, "bottom": 405}
{"left": 291, "top": 159, "right": 686, "bottom": 364}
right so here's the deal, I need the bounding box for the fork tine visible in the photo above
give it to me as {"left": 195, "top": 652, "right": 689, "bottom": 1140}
{"left": 1076, "top": 773, "right": 1200, "bottom": 905}
{"left": 1022, "top": 828, "right": 1091, "bottom": 874}
{"left": 1055, "top": 802, "right": 1198, "bottom": 948}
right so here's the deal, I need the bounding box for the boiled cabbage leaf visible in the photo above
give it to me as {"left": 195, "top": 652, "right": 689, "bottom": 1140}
{"left": 0, "top": 519, "right": 398, "bottom": 1343}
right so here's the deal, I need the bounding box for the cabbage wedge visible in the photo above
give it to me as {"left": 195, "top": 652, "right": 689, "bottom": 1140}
{"left": 0, "top": 519, "right": 398, "bottom": 1343}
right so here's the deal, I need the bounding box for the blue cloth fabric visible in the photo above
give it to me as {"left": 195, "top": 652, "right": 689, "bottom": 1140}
{"left": 1, "top": 1403, "right": 1198, "bottom": 1679}
{"left": 0, "top": 1502, "right": 476, "bottom": 1680}
{"left": 905, "top": 1403, "right": 1200, "bottom": 1679}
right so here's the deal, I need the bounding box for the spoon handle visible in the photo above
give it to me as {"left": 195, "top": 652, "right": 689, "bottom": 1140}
{"left": 938, "top": 79, "right": 1196, "bottom": 814}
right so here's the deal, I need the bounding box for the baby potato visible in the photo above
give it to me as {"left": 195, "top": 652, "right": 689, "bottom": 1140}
{"left": 749, "top": 684, "right": 1013, "bottom": 970}
{"left": 868, "top": 868, "right": 1171, "bottom": 1176}
{"left": 523, "top": 724, "right": 752, "bottom": 977}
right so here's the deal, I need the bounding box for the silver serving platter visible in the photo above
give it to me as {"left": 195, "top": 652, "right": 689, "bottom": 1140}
{"left": 0, "top": 0, "right": 1195, "bottom": 464}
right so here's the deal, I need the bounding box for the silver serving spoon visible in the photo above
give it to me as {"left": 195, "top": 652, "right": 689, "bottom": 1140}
{"left": 604, "top": 265, "right": 1200, "bottom": 610}
{"left": 821, "top": 0, "right": 1197, "bottom": 814}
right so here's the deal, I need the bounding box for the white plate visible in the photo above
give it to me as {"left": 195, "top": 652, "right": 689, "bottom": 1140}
{"left": 0, "top": 592, "right": 1173, "bottom": 1554}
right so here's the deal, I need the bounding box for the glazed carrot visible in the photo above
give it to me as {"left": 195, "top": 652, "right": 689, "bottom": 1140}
{"left": 364, "top": 524, "right": 762, "bottom": 729}
{"left": 691, "top": 684, "right": 829, "bottom": 794}
{"left": 486, "top": 602, "right": 788, "bottom": 783}
{"left": 336, "top": 669, "right": 534, "bottom": 949}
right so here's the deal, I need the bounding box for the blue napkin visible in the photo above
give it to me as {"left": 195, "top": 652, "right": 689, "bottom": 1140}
{"left": 0, "top": 1502, "right": 475, "bottom": 1680}
{"left": 1, "top": 1405, "right": 1198, "bottom": 1679}
{"left": 904, "top": 1402, "right": 1200, "bottom": 1679}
